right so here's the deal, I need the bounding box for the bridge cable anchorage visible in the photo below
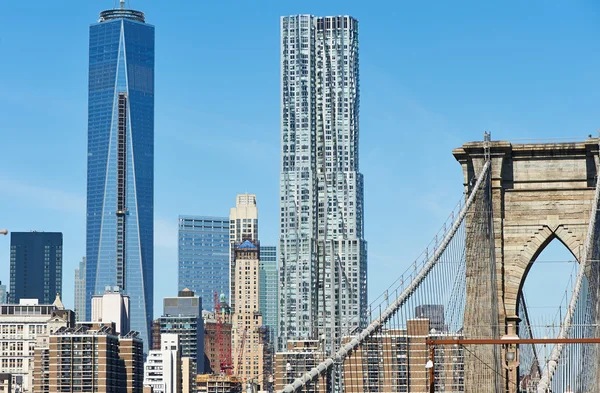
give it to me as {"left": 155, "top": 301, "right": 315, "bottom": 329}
{"left": 537, "top": 135, "right": 600, "bottom": 392}
{"left": 279, "top": 160, "right": 492, "bottom": 393}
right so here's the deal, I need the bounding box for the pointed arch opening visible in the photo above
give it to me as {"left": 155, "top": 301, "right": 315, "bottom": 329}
{"left": 519, "top": 236, "right": 578, "bottom": 323}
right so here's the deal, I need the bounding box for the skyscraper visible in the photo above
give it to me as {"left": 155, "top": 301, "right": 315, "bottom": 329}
{"left": 10, "top": 232, "right": 63, "bottom": 304}
{"left": 178, "top": 216, "right": 229, "bottom": 309}
{"left": 259, "top": 246, "right": 278, "bottom": 345}
{"left": 231, "top": 240, "right": 268, "bottom": 385}
{"left": 279, "top": 15, "right": 367, "bottom": 353}
{"left": 86, "top": 2, "right": 155, "bottom": 352}
{"left": 74, "top": 257, "right": 86, "bottom": 322}
{"left": 229, "top": 193, "right": 258, "bottom": 309}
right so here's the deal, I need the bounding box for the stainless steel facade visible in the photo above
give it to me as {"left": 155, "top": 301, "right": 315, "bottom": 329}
{"left": 279, "top": 15, "right": 367, "bottom": 353}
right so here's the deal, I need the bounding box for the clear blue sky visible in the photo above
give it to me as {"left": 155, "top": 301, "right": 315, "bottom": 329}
{"left": 0, "top": 1, "right": 598, "bottom": 321}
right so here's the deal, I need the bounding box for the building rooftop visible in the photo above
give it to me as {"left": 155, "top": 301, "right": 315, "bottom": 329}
{"left": 238, "top": 240, "right": 257, "bottom": 249}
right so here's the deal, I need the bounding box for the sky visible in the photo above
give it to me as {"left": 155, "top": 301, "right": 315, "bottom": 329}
{"left": 0, "top": 1, "right": 598, "bottom": 323}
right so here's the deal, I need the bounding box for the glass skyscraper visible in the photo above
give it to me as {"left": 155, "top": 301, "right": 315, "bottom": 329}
{"left": 86, "top": 4, "right": 155, "bottom": 352}
{"left": 178, "top": 216, "right": 230, "bottom": 311}
{"left": 259, "top": 246, "right": 278, "bottom": 345}
{"left": 10, "top": 232, "right": 63, "bottom": 304}
{"left": 279, "top": 15, "right": 367, "bottom": 353}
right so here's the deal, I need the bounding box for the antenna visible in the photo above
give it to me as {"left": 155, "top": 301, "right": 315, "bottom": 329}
{"left": 120, "top": 0, "right": 125, "bottom": 8}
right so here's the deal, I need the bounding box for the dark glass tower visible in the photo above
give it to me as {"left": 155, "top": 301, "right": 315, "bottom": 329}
{"left": 10, "top": 232, "right": 63, "bottom": 304}
{"left": 86, "top": 3, "right": 154, "bottom": 352}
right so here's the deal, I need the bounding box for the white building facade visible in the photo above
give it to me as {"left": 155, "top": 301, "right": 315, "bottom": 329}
{"left": 91, "top": 286, "right": 130, "bottom": 335}
{"left": 0, "top": 298, "right": 71, "bottom": 393}
{"left": 279, "top": 14, "right": 367, "bottom": 353}
{"left": 144, "top": 333, "right": 181, "bottom": 393}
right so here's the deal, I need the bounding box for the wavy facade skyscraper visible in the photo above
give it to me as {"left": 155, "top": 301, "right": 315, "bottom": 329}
{"left": 85, "top": 4, "right": 154, "bottom": 352}
{"left": 279, "top": 15, "right": 367, "bottom": 354}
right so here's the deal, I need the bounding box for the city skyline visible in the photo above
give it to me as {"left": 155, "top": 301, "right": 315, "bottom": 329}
{"left": 0, "top": 0, "right": 596, "bottom": 324}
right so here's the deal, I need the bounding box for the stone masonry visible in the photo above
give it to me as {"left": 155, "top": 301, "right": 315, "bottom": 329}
{"left": 453, "top": 138, "right": 599, "bottom": 392}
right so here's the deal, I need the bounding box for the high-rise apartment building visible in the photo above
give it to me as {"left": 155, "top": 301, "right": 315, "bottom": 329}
{"left": 229, "top": 194, "right": 258, "bottom": 309}
{"left": 279, "top": 15, "right": 367, "bottom": 353}
{"left": 144, "top": 334, "right": 181, "bottom": 393}
{"left": 34, "top": 323, "right": 144, "bottom": 393}
{"left": 231, "top": 241, "right": 269, "bottom": 386}
{"left": 74, "top": 257, "right": 86, "bottom": 322}
{"left": 156, "top": 289, "right": 204, "bottom": 373}
{"left": 259, "top": 246, "right": 278, "bottom": 345}
{"left": 85, "top": 3, "right": 155, "bottom": 352}
{"left": 178, "top": 216, "right": 229, "bottom": 309}
{"left": 9, "top": 232, "right": 63, "bottom": 304}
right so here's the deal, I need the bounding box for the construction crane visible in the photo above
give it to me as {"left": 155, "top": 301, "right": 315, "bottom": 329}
{"left": 214, "top": 292, "right": 233, "bottom": 375}
{"left": 236, "top": 328, "right": 247, "bottom": 373}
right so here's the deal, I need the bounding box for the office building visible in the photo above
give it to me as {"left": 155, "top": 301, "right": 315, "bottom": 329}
{"left": 156, "top": 289, "right": 204, "bottom": 373}
{"left": 9, "top": 232, "right": 62, "bottom": 304}
{"left": 91, "top": 286, "right": 131, "bottom": 335}
{"left": 259, "top": 246, "right": 278, "bottom": 345}
{"left": 86, "top": 2, "right": 155, "bottom": 352}
{"left": 229, "top": 194, "right": 258, "bottom": 309}
{"left": 0, "top": 283, "right": 7, "bottom": 304}
{"left": 231, "top": 241, "right": 268, "bottom": 385}
{"left": 74, "top": 257, "right": 86, "bottom": 322}
{"left": 279, "top": 14, "right": 367, "bottom": 353}
{"left": 178, "top": 216, "right": 229, "bottom": 310}
{"left": 33, "top": 323, "right": 144, "bottom": 393}
{"left": 0, "top": 296, "right": 74, "bottom": 393}
{"left": 144, "top": 334, "right": 181, "bottom": 393}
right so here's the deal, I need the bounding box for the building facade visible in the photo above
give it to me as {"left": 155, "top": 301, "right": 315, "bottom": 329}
{"left": 74, "top": 257, "right": 86, "bottom": 322}
{"left": 341, "top": 319, "right": 464, "bottom": 392}
{"left": 203, "top": 303, "right": 232, "bottom": 374}
{"left": 231, "top": 241, "right": 268, "bottom": 386}
{"left": 33, "top": 324, "right": 144, "bottom": 393}
{"left": 85, "top": 4, "right": 155, "bottom": 352}
{"left": 91, "top": 287, "right": 131, "bottom": 335}
{"left": 178, "top": 216, "right": 229, "bottom": 310}
{"left": 9, "top": 232, "right": 63, "bottom": 304}
{"left": 156, "top": 289, "right": 204, "bottom": 373}
{"left": 144, "top": 334, "right": 181, "bottom": 393}
{"left": 259, "top": 246, "right": 278, "bottom": 346}
{"left": 229, "top": 194, "right": 258, "bottom": 310}
{"left": 274, "top": 340, "right": 326, "bottom": 393}
{"left": 279, "top": 14, "right": 367, "bottom": 353}
{"left": 0, "top": 297, "right": 73, "bottom": 393}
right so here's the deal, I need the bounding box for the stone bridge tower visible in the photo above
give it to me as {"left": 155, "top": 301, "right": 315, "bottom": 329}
{"left": 453, "top": 138, "right": 599, "bottom": 392}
